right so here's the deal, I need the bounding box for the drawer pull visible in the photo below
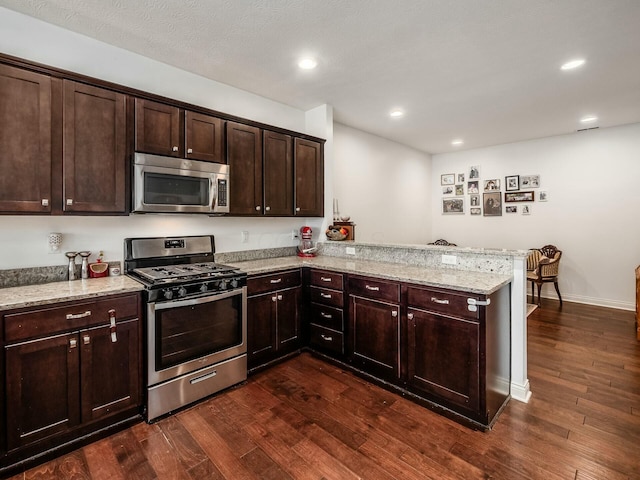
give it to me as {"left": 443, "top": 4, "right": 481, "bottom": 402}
{"left": 365, "top": 285, "right": 380, "bottom": 291}
{"left": 270, "top": 278, "right": 282, "bottom": 284}
{"left": 430, "top": 297, "right": 450, "bottom": 305}
{"left": 320, "top": 293, "right": 332, "bottom": 299}
{"left": 272, "top": 296, "right": 277, "bottom": 302}
{"left": 320, "top": 334, "right": 333, "bottom": 342}
{"left": 407, "top": 313, "right": 414, "bottom": 320}
{"left": 69, "top": 338, "right": 77, "bottom": 349}
{"left": 190, "top": 370, "right": 217, "bottom": 384}
{"left": 320, "top": 312, "right": 333, "bottom": 319}
{"left": 109, "top": 309, "right": 117, "bottom": 343}
{"left": 66, "top": 310, "right": 91, "bottom": 320}
{"left": 320, "top": 277, "right": 332, "bottom": 282}
{"left": 277, "top": 294, "right": 283, "bottom": 301}
{"left": 391, "top": 311, "right": 398, "bottom": 317}
{"left": 83, "top": 335, "right": 91, "bottom": 345}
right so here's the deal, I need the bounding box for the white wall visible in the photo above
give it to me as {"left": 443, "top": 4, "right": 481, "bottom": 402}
{"left": 431, "top": 123, "right": 640, "bottom": 310}
{"left": 0, "top": 8, "right": 330, "bottom": 269}
{"left": 333, "top": 123, "right": 432, "bottom": 244}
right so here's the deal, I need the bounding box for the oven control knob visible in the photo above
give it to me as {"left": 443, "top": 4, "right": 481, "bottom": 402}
{"left": 163, "top": 289, "right": 174, "bottom": 300}
{"left": 199, "top": 283, "right": 208, "bottom": 293}
{"left": 219, "top": 279, "right": 228, "bottom": 290}
{"left": 178, "top": 287, "right": 187, "bottom": 297}
{"left": 230, "top": 278, "right": 239, "bottom": 289}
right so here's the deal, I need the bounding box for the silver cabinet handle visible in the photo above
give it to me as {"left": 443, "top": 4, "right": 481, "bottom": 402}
{"left": 41, "top": 199, "right": 49, "bottom": 206}
{"left": 187, "top": 148, "right": 193, "bottom": 154}
{"left": 66, "top": 199, "right": 73, "bottom": 206}
{"left": 83, "top": 335, "right": 91, "bottom": 345}
{"left": 320, "top": 277, "right": 332, "bottom": 282}
{"left": 190, "top": 370, "right": 217, "bottom": 384}
{"left": 256, "top": 206, "right": 261, "bottom": 211}
{"left": 391, "top": 311, "right": 398, "bottom": 317}
{"left": 365, "top": 285, "right": 380, "bottom": 291}
{"left": 296, "top": 207, "right": 301, "bottom": 212}
{"left": 320, "top": 293, "right": 332, "bottom": 299}
{"left": 172, "top": 146, "right": 179, "bottom": 152}
{"left": 66, "top": 310, "right": 91, "bottom": 320}
{"left": 320, "top": 334, "right": 333, "bottom": 341}
{"left": 272, "top": 296, "right": 277, "bottom": 302}
{"left": 265, "top": 206, "right": 271, "bottom": 211}
{"left": 270, "top": 278, "right": 282, "bottom": 284}
{"left": 320, "top": 312, "right": 332, "bottom": 319}
{"left": 69, "top": 338, "right": 77, "bottom": 349}
{"left": 408, "top": 313, "right": 414, "bottom": 320}
{"left": 277, "top": 294, "right": 283, "bottom": 301}
{"left": 431, "top": 297, "right": 450, "bottom": 305}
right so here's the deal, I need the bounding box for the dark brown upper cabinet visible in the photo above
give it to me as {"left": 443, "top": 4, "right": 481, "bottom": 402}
{"left": 63, "top": 80, "right": 127, "bottom": 214}
{"left": 135, "top": 98, "right": 224, "bottom": 163}
{"left": 263, "top": 131, "right": 293, "bottom": 216}
{"left": 227, "top": 121, "right": 262, "bottom": 215}
{"left": 294, "top": 138, "right": 324, "bottom": 217}
{"left": 0, "top": 64, "right": 52, "bottom": 214}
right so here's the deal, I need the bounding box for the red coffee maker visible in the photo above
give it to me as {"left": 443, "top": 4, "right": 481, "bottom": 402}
{"left": 297, "top": 226, "right": 317, "bottom": 257}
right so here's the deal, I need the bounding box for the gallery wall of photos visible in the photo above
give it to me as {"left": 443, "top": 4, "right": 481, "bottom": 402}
{"left": 441, "top": 166, "right": 547, "bottom": 216}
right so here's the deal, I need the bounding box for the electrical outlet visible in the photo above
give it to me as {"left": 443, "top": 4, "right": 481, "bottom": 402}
{"left": 291, "top": 229, "right": 299, "bottom": 240}
{"left": 241, "top": 231, "right": 249, "bottom": 243}
{"left": 346, "top": 247, "right": 356, "bottom": 255}
{"left": 441, "top": 254, "right": 457, "bottom": 265}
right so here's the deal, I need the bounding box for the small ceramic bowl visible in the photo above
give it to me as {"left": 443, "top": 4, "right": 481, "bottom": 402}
{"left": 339, "top": 215, "right": 350, "bottom": 222}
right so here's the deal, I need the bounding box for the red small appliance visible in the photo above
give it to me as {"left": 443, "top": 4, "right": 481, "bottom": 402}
{"left": 297, "top": 226, "right": 317, "bottom": 257}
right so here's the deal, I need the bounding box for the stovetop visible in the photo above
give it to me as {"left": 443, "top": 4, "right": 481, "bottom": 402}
{"left": 132, "top": 262, "right": 239, "bottom": 284}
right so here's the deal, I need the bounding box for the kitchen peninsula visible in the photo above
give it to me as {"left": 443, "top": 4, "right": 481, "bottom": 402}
{"left": 220, "top": 240, "right": 530, "bottom": 428}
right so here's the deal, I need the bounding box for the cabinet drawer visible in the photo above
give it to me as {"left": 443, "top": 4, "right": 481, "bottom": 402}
{"left": 310, "top": 304, "right": 343, "bottom": 331}
{"left": 247, "top": 269, "right": 301, "bottom": 295}
{"left": 309, "top": 270, "right": 343, "bottom": 290}
{"left": 309, "top": 286, "right": 344, "bottom": 308}
{"left": 4, "top": 293, "right": 139, "bottom": 343}
{"left": 348, "top": 276, "right": 400, "bottom": 303}
{"left": 309, "top": 324, "right": 344, "bottom": 355}
{"left": 406, "top": 286, "right": 481, "bottom": 320}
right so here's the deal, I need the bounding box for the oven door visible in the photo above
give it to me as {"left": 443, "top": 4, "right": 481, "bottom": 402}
{"left": 147, "top": 287, "right": 247, "bottom": 386}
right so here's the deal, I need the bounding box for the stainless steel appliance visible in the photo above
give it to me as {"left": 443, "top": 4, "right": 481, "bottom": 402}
{"left": 124, "top": 235, "right": 246, "bottom": 421}
{"left": 132, "top": 153, "right": 230, "bottom": 214}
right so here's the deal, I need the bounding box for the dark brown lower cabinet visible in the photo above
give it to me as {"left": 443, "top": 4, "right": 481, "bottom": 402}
{"left": 407, "top": 308, "right": 480, "bottom": 413}
{"left": 247, "top": 270, "right": 302, "bottom": 370}
{"left": 1, "top": 293, "right": 142, "bottom": 472}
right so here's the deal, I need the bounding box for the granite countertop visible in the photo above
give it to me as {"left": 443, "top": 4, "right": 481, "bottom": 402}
{"left": 0, "top": 276, "right": 145, "bottom": 311}
{"left": 227, "top": 256, "right": 512, "bottom": 295}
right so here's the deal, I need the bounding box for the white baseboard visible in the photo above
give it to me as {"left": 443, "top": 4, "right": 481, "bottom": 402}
{"left": 528, "top": 289, "right": 634, "bottom": 311}
{"left": 510, "top": 379, "right": 532, "bottom": 403}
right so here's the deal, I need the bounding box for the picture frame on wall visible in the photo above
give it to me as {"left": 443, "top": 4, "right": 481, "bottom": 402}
{"left": 455, "top": 184, "right": 464, "bottom": 195}
{"left": 538, "top": 191, "right": 548, "bottom": 201}
{"left": 484, "top": 179, "right": 500, "bottom": 191}
{"left": 442, "top": 186, "right": 454, "bottom": 195}
{"left": 470, "top": 194, "right": 480, "bottom": 207}
{"left": 468, "top": 181, "right": 479, "bottom": 194}
{"left": 520, "top": 175, "right": 540, "bottom": 188}
{"left": 441, "top": 173, "right": 455, "bottom": 185}
{"left": 442, "top": 197, "right": 464, "bottom": 214}
{"left": 505, "top": 175, "right": 520, "bottom": 191}
{"left": 470, "top": 207, "right": 482, "bottom": 215}
{"left": 504, "top": 191, "right": 534, "bottom": 202}
{"left": 506, "top": 205, "right": 518, "bottom": 213}
{"left": 483, "top": 192, "right": 502, "bottom": 216}
{"left": 457, "top": 173, "right": 465, "bottom": 183}
{"left": 522, "top": 205, "right": 531, "bottom": 215}
{"left": 469, "top": 165, "right": 480, "bottom": 179}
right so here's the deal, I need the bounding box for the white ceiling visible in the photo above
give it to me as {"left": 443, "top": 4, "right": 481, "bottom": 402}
{"left": 2, "top": 0, "right": 639, "bottom": 154}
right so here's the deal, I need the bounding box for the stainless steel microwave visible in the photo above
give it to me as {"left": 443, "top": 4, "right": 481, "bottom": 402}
{"left": 132, "top": 153, "right": 229, "bottom": 214}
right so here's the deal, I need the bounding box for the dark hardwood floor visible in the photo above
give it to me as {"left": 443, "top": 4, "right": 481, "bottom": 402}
{"left": 8, "top": 299, "right": 640, "bottom": 479}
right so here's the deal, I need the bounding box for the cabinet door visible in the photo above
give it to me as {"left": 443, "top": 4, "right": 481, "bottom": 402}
{"left": 294, "top": 138, "right": 323, "bottom": 217}
{"left": 135, "top": 98, "right": 181, "bottom": 157}
{"left": 5, "top": 333, "right": 80, "bottom": 450}
{"left": 80, "top": 319, "right": 140, "bottom": 422}
{"left": 227, "top": 122, "right": 262, "bottom": 215}
{"left": 263, "top": 131, "right": 293, "bottom": 216}
{"left": 407, "top": 308, "right": 480, "bottom": 412}
{"left": 63, "top": 81, "right": 127, "bottom": 213}
{"left": 0, "top": 64, "right": 52, "bottom": 213}
{"left": 276, "top": 287, "right": 301, "bottom": 349}
{"left": 185, "top": 111, "right": 224, "bottom": 163}
{"left": 247, "top": 292, "right": 277, "bottom": 368}
{"left": 350, "top": 296, "right": 400, "bottom": 380}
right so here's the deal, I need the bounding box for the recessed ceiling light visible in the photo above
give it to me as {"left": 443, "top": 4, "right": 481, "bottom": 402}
{"left": 389, "top": 109, "right": 404, "bottom": 118}
{"left": 561, "top": 59, "right": 585, "bottom": 70}
{"left": 580, "top": 115, "right": 598, "bottom": 123}
{"left": 298, "top": 58, "right": 317, "bottom": 70}
{"left": 451, "top": 139, "right": 464, "bottom": 146}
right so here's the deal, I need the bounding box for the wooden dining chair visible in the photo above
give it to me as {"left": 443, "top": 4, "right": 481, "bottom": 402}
{"left": 527, "top": 245, "right": 562, "bottom": 306}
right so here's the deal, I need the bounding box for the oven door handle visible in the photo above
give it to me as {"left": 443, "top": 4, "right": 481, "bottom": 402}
{"left": 151, "top": 287, "right": 246, "bottom": 310}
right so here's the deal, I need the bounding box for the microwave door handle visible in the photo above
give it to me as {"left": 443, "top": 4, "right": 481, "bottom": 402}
{"left": 210, "top": 175, "right": 217, "bottom": 210}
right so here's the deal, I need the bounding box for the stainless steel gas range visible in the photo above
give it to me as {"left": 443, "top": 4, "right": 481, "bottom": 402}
{"left": 124, "top": 235, "right": 247, "bottom": 422}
